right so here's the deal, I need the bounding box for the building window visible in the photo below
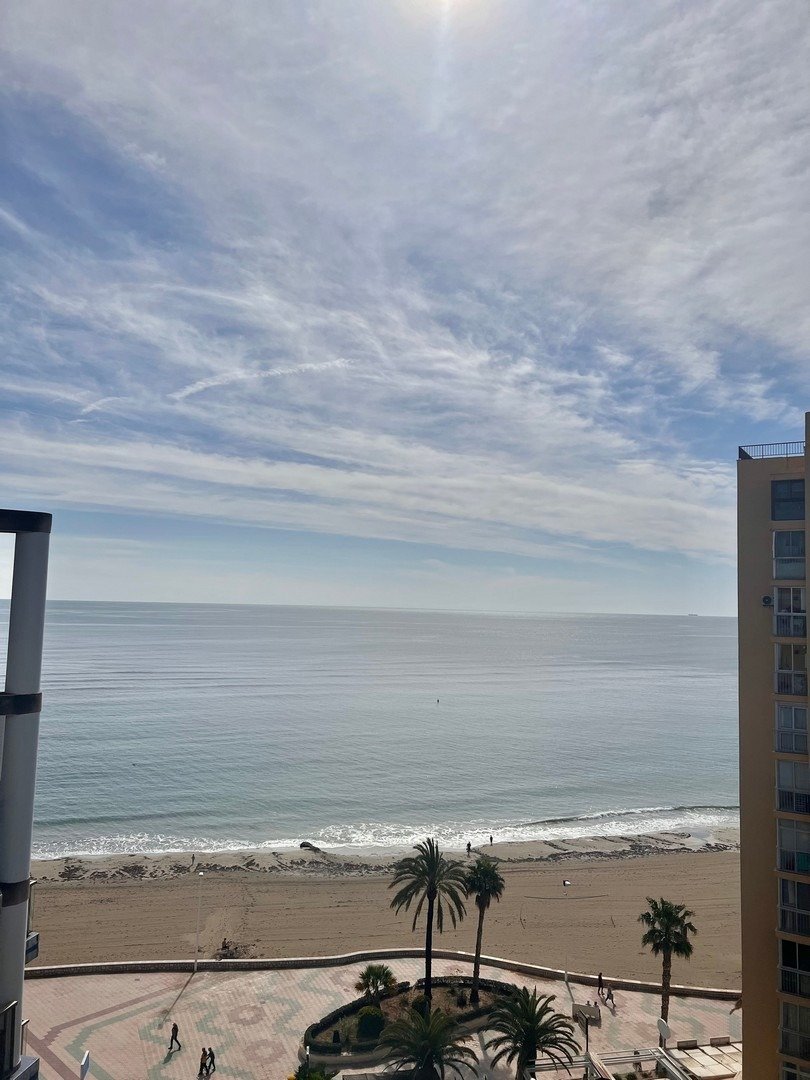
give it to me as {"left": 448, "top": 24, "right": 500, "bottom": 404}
{"left": 778, "top": 704, "right": 809, "bottom": 753}
{"left": 777, "top": 643, "right": 808, "bottom": 696}
{"left": 782, "top": 1001, "right": 810, "bottom": 1059}
{"left": 773, "top": 479, "right": 806, "bottom": 521}
{"left": 781, "top": 938, "right": 810, "bottom": 997}
{"left": 779, "top": 760, "right": 810, "bottom": 813}
{"left": 779, "top": 821, "right": 810, "bottom": 874}
{"left": 782, "top": 878, "right": 810, "bottom": 936}
{"left": 784, "top": 1064, "right": 810, "bottom": 1080}
{"left": 775, "top": 531, "right": 806, "bottom": 579}
{"left": 777, "top": 588, "right": 808, "bottom": 637}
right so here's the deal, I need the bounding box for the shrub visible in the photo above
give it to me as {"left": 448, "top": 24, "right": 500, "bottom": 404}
{"left": 356, "top": 1006, "right": 385, "bottom": 1040}
{"left": 355, "top": 963, "right": 396, "bottom": 1002}
{"left": 331, "top": 1029, "right": 340, "bottom": 1044}
{"left": 410, "top": 993, "right": 429, "bottom": 1017}
{"left": 456, "top": 990, "right": 467, "bottom": 1008}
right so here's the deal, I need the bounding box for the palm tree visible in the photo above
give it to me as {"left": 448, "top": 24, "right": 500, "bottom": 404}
{"left": 485, "top": 987, "right": 579, "bottom": 1079}
{"left": 464, "top": 855, "right": 505, "bottom": 1003}
{"left": 380, "top": 1008, "right": 478, "bottom": 1079}
{"left": 390, "top": 838, "right": 467, "bottom": 1007}
{"left": 355, "top": 962, "right": 396, "bottom": 1004}
{"left": 638, "top": 896, "right": 697, "bottom": 1041}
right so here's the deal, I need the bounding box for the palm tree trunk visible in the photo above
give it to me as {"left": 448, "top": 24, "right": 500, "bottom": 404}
{"left": 659, "top": 949, "right": 672, "bottom": 1046}
{"left": 471, "top": 904, "right": 485, "bottom": 1004}
{"left": 424, "top": 892, "right": 435, "bottom": 1008}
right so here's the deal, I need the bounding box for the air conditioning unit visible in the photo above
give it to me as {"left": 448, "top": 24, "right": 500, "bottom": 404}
{"left": 763, "top": 595, "right": 774, "bottom": 606}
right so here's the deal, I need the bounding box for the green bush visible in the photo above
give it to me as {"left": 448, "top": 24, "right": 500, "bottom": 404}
{"left": 356, "top": 1006, "right": 385, "bottom": 1040}
{"left": 410, "top": 993, "right": 429, "bottom": 1017}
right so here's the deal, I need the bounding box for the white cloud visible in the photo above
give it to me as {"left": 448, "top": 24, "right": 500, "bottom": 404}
{"left": 0, "top": 0, "right": 806, "bottom": 606}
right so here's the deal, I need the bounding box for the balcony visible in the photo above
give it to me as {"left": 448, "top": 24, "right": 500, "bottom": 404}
{"left": 739, "top": 441, "right": 806, "bottom": 459}
{"left": 782, "top": 1029, "right": 810, "bottom": 1060}
{"left": 778, "top": 614, "right": 809, "bottom": 638}
{"left": 777, "top": 558, "right": 808, "bottom": 581}
{"left": 779, "top": 672, "right": 809, "bottom": 696}
{"left": 782, "top": 968, "right": 810, "bottom": 997}
{"left": 781, "top": 791, "right": 810, "bottom": 814}
{"left": 778, "top": 731, "right": 810, "bottom": 754}
{"left": 782, "top": 908, "right": 810, "bottom": 935}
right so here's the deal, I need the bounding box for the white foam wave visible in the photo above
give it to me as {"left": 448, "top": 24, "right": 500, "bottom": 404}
{"left": 31, "top": 804, "right": 739, "bottom": 860}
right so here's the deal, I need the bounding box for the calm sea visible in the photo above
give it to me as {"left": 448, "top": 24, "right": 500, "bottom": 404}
{"left": 2, "top": 603, "right": 739, "bottom": 859}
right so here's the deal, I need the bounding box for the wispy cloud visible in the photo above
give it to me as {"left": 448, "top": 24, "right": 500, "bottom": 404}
{"left": 1, "top": 0, "right": 807, "bottom": 608}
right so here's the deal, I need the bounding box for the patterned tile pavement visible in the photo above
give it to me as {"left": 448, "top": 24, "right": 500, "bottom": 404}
{"left": 23, "top": 960, "right": 742, "bottom": 1080}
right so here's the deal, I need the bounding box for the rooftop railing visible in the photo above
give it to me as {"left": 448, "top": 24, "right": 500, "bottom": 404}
{"left": 739, "top": 441, "right": 805, "bottom": 459}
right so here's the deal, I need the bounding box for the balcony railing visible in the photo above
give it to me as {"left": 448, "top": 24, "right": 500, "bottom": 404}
{"left": 782, "top": 968, "right": 810, "bottom": 997}
{"left": 739, "top": 442, "right": 806, "bottom": 459}
{"left": 780, "top": 790, "right": 810, "bottom": 814}
{"left": 777, "top": 558, "right": 807, "bottom": 581}
{"left": 781, "top": 908, "right": 810, "bottom": 935}
{"left": 779, "top": 672, "right": 809, "bottom": 696}
{"left": 778, "top": 730, "right": 809, "bottom": 754}
{"left": 780, "top": 851, "right": 810, "bottom": 873}
{"left": 782, "top": 1029, "right": 810, "bottom": 1060}
{"left": 777, "top": 615, "right": 808, "bottom": 638}
{"left": 25, "top": 931, "right": 38, "bottom": 965}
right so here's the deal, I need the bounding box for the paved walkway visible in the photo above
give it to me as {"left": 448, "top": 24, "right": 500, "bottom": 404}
{"left": 23, "top": 960, "right": 741, "bottom": 1080}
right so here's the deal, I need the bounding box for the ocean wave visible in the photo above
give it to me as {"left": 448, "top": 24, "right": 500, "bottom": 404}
{"left": 31, "top": 804, "right": 739, "bottom": 861}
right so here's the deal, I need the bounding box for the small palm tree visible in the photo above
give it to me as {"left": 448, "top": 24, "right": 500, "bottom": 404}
{"left": 485, "top": 987, "right": 579, "bottom": 1079}
{"left": 355, "top": 962, "right": 396, "bottom": 1003}
{"left": 465, "top": 855, "right": 505, "bottom": 1003}
{"left": 390, "top": 837, "right": 467, "bottom": 1007}
{"left": 380, "top": 1008, "right": 478, "bottom": 1079}
{"left": 639, "top": 896, "right": 697, "bottom": 1041}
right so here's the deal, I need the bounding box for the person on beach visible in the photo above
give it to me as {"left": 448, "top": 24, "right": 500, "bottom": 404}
{"left": 466, "top": 841, "right": 471, "bottom": 855}
{"left": 489, "top": 834, "right": 493, "bottom": 845}
{"left": 199, "top": 1047, "right": 208, "bottom": 1076}
{"left": 168, "top": 1022, "right": 181, "bottom": 1052}
{"left": 206, "top": 1047, "right": 216, "bottom": 1073}
{"left": 597, "top": 971, "right": 603, "bottom": 996}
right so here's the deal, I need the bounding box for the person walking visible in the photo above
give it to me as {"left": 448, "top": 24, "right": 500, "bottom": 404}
{"left": 489, "top": 834, "right": 493, "bottom": 846}
{"left": 605, "top": 984, "right": 615, "bottom": 1007}
{"left": 168, "top": 1022, "right": 181, "bottom": 1052}
{"left": 466, "top": 841, "right": 471, "bottom": 855}
{"left": 206, "top": 1047, "right": 216, "bottom": 1073}
{"left": 198, "top": 1047, "right": 208, "bottom": 1076}
{"left": 597, "top": 971, "right": 603, "bottom": 997}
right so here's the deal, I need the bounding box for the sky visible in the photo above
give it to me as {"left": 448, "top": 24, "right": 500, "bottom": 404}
{"left": 1, "top": 0, "right": 809, "bottom": 614}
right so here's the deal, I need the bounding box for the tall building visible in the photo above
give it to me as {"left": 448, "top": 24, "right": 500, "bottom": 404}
{"left": 0, "top": 510, "right": 50, "bottom": 1080}
{"left": 738, "top": 415, "right": 810, "bottom": 1079}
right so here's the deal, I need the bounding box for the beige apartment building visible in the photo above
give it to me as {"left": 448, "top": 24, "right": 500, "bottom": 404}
{"left": 738, "top": 414, "right": 810, "bottom": 1079}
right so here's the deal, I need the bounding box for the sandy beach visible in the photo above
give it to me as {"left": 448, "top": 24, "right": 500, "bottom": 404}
{"left": 30, "top": 830, "right": 741, "bottom": 988}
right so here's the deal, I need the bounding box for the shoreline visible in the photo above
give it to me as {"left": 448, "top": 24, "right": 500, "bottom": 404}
{"left": 31, "top": 832, "right": 742, "bottom": 987}
{"left": 31, "top": 826, "right": 739, "bottom": 882}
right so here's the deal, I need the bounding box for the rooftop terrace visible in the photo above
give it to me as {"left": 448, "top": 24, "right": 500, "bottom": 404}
{"left": 739, "top": 441, "right": 805, "bottom": 459}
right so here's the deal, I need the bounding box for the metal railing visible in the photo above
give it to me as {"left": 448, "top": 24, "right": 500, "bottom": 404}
{"left": 779, "top": 850, "right": 810, "bottom": 873}
{"left": 782, "top": 908, "right": 810, "bottom": 936}
{"left": 777, "top": 614, "right": 808, "bottom": 638}
{"left": 780, "top": 790, "right": 810, "bottom": 814}
{"left": 778, "top": 730, "right": 809, "bottom": 753}
{"left": 776, "top": 558, "right": 807, "bottom": 580}
{"left": 778, "top": 671, "right": 809, "bottom": 696}
{"left": 739, "top": 441, "right": 805, "bottom": 459}
{"left": 782, "top": 967, "right": 810, "bottom": 997}
{"left": 782, "top": 1028, "right": 810, "bottom": 1060}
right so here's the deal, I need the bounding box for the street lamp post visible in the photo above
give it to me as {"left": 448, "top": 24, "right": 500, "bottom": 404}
{"left": 193, "top": 871, "right": 204, "bottom": 973}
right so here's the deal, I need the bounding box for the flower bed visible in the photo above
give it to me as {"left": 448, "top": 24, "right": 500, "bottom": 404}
{"left": 303, "top": 975, "right": 516, "bottom": 1059}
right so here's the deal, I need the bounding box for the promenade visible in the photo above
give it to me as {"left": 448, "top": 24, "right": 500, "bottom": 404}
{"left": 24, "top": 958, "right": 741, "bottom": 1080}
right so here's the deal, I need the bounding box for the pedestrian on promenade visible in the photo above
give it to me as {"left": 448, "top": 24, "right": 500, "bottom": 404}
{"left": 199, "top": 1047, "right": 208, "bottom": 1076}
{"left": 207, "top": 1047, "right": 216, "bottom": 1073}
{"left": 597, "top": 971, "right": 603, "bottom": 996}
{"left": 605, "top": 984, "right": 615, "bottom": 1007}
{"left": 168, "top": 1022, "right": 181, "bottom": 1052}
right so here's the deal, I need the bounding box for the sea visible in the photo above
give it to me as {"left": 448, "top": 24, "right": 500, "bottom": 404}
{"left": 1, "top": 603, "right": 739, "bottom": 861}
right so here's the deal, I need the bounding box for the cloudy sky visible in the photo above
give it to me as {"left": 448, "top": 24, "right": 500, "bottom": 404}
{"left": 1, "top": 0, "right": 808, "bottom": 612}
